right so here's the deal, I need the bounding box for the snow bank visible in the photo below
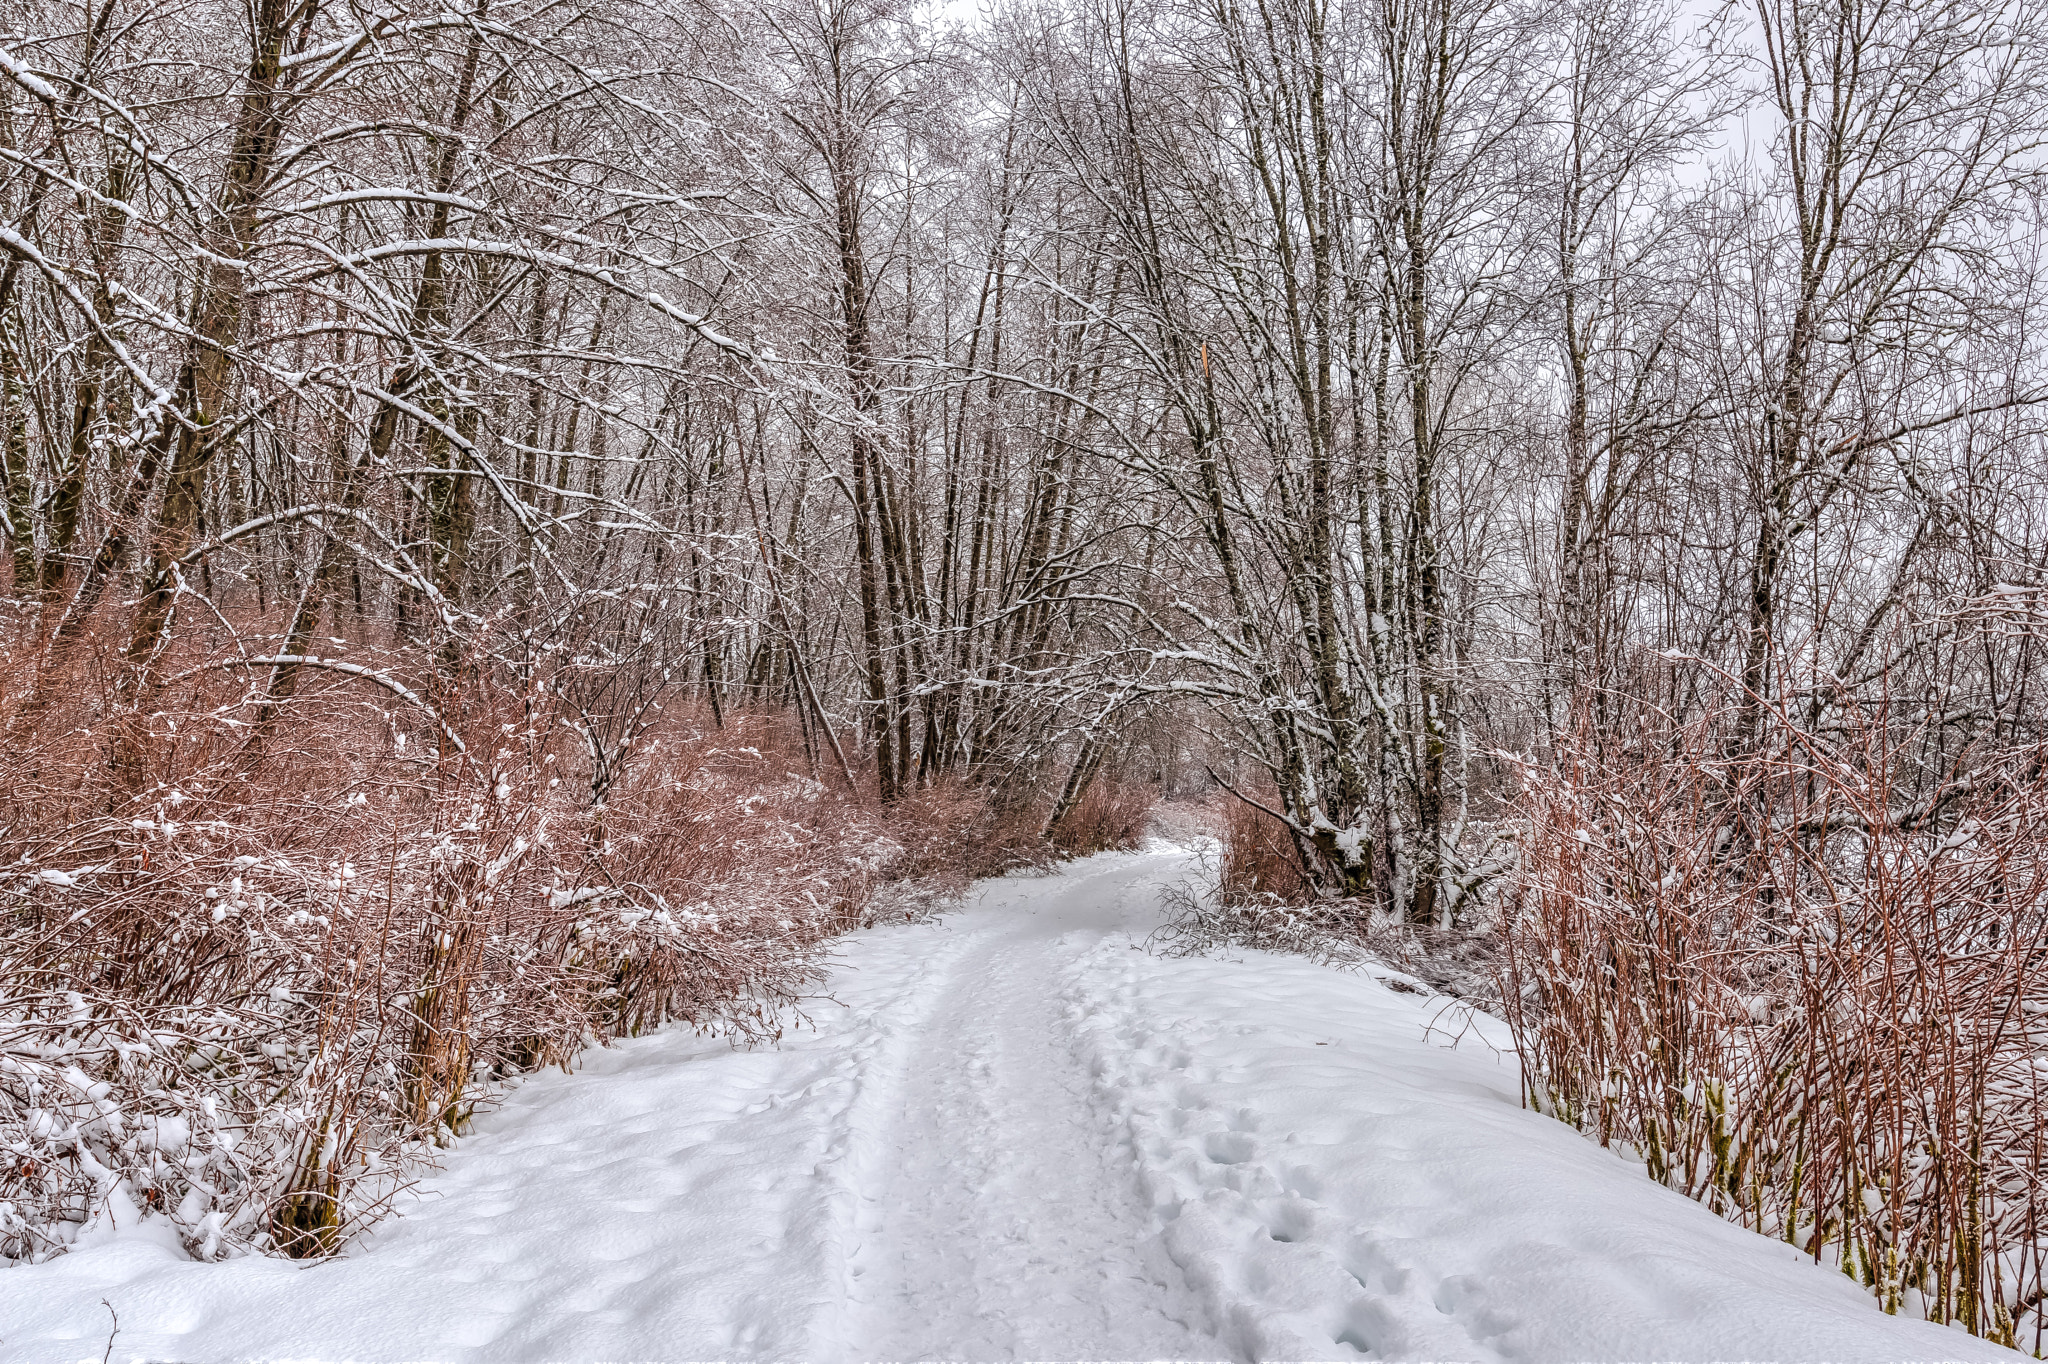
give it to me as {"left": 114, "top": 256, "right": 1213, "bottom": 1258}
{"left": 1060, "top": 924, "right": 2025, "bottom": 1362}
{"left": 0, "top": 1017, "right": 865, "bottom": 1361}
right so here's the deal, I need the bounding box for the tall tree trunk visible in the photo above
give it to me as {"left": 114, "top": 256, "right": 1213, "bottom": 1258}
{"left": 108, "top": 0, "right": 310, "bottom": 788}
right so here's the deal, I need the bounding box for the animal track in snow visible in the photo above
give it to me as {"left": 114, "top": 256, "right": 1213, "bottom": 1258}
{"left": 1203, "top": 1131, "right": 1256, "bottom": 1166}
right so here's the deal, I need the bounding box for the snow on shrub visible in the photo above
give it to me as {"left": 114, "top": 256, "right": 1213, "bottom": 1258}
{"left": 0, "top": 639, "right": 1020, "bottom": 1264}
{"left": 1149, "top": 808, "right": 1506, "bottom": 1007}
{"left": 1502, "top": 704, "right": 2048, "bottom": 1351}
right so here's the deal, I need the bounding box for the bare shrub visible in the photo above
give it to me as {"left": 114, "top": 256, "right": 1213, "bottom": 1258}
{"left": 0, "top": 632, "right": 1046, "bottom": 1264}
{"left": 1350, "top": 923, "right": 1506, "bottom": 1012}
{"left": 1150, "top": 884, "right": 1370, "bottom": 967}
{"left": 1216, "top": 793, "right": 1314, "bottom": 907}
{"left": 1148, "top": 803, "right": 1367, "bottom": 964}
{"left": 1503, "top": 707, "right": 2048, "bottom": 1349}
{"left": 1151, "top": 843, "right": 1505, "bottom": 1008}
{"left": 1047, "top": 777, "right": 1155, "bottom": 857}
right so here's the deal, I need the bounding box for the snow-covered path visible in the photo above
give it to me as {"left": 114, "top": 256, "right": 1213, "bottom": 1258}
{"left": 831, "top": 857, "right": 1217, "bottom": 1361}
{"left": 1, "top": 845, "right": 2025, "bottom": 1362}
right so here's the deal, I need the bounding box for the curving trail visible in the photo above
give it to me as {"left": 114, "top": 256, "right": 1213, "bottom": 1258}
{"left": 0, "top": 845, "right": 2022, "bottom": 1362}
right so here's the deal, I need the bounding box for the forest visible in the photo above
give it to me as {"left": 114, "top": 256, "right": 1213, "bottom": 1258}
{"left": 2, "top": 0, "right": 2046, "bottom": 1348}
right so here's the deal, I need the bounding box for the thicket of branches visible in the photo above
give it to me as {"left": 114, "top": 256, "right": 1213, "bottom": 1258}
{"left": 3, "top": 0, "right": 2048, "bottom": 1329}
{"left": 1506, "top": 697, "right": 2048, "bottom": 1349}
{"left": 0, "top": 0, "right": 1171, "bottom": 1262}
{"left": 2, "top": 685, "right": 1054, "bottom": 1262}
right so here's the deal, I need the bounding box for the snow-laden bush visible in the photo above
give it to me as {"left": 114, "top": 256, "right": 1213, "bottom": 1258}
{"left": 0, "top": 654, "right": 1021, "bottom": 1264}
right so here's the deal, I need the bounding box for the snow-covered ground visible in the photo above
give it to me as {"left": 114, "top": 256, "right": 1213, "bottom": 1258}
{"left": 1, "top": 844, "right": 2024, "bottom": 1362}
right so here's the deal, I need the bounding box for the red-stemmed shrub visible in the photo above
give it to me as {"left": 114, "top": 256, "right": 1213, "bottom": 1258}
{"left": 1503, "top": 703, "right": 2048, "bottom": 1349}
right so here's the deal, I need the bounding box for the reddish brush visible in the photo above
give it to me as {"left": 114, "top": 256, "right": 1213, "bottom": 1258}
{"left": 1503, "top": 705, "right": 2048, "bottom": 1350}
{"left": 1217, "top": 793, "right": 1314, "bottom": 907}
{"left": 1047, "top": 778, "right": 1155, "bottom": 857}
{"left": 0, "top": 624, "right": 1100, "bottom": 1263}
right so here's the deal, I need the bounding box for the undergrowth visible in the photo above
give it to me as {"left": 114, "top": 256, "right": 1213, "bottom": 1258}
{"left": 0, "top": 622, "right": 1130, "bottom": 1264}
{"left": 1502, "top": 704, "right": 2048, "bottom": 1351}
{"left": 1150, "top": 799, "right": 1505, "bottom": 1009}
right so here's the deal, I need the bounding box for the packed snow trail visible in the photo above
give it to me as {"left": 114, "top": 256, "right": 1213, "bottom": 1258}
{"left": 0, "top": 845, "right": 2025, "bottom": 1362}
{"left": 828, "top": 857, "right": 1218, "bottom": 1359}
